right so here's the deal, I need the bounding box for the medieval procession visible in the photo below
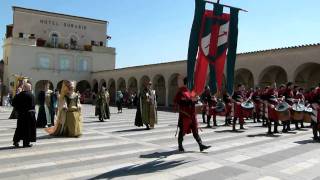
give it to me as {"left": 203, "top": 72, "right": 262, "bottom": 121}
{"left": 0, "top": 0, "right": 320, "bottom": 179}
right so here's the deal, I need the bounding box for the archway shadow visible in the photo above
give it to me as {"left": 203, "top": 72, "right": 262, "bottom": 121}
{"left": 88, "top": 159, "right": 188, "bottom": 179}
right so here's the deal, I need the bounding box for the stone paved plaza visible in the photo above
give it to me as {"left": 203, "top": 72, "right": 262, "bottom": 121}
{"left": 0, "top": 105, "right": 320, "bottom": 180}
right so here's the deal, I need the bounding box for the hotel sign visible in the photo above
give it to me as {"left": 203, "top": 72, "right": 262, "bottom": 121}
{"left": 40, "top": 19, "right": 87, "bottom": 30}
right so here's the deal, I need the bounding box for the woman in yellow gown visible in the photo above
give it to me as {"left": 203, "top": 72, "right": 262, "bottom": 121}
{"left": 45, "top": 80, "right": 82, "bottom": 137}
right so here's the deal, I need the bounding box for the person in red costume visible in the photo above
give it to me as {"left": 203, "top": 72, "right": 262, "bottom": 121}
{"left": 174, "top": 76, "right": 211, "bottom": 152}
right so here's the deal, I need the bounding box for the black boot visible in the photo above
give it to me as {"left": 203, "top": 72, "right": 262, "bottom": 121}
{"left": 178, "top": 136, "right": 184, "bottom": 152}
{"left": 232, "top": 118, "right": 237, "bottom": 131}
{"left": 207, "top": 116, "right": 211, "bottom": 128}
{"left": 146, "top": 124, "right": 150, "bottom": 130}
{"left": 295, "top": 122, "right": 300, "bottom": 130}
{"left": 287, "top": 121, "right": 292, "bottom": 131}
{"left": 301, "top": 121, "right": 305, "bottom": 128}
{"left": 13, "top": 141, "right": 19, "bottom": 148}
{"left": 213, "top": 118, "right": 217, "bottom": 126}
{"left": 274, "top": 121, "right": 279, "bottom": 133}
{"left": 267, "top": 121, "right": 272, "bottom": 134}
{"left": 240, "top": 124, "right": 244, "bottom": 130}
{"left": 202, "top": 112, "right": 206, "bottom": 123}
{"left": 193, "top": 133, "right": 211, "bottom": 152}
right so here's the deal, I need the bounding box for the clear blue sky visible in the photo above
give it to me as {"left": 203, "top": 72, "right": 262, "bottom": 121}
{"left": 1, "top": 0, "right": 320, "bottom": 68}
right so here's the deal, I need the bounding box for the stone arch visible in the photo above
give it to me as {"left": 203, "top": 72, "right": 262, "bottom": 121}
{"left": 108, "top": 79, "right": 116, "bottom": 105}
{"left": 168, "top": 73, "right": 181, "bottom": 106}
{"left": 139, "top": 75, "right": 151, "bottom": 92}
{"left": 34, "top": 80, "right": 54, "bottom": 103}
{"left": 99, "top": 79, "right": 107, "bottom": 89}
{"left": 128, "top": 77, "right": 138, "bottom": 94}
{"left": 153, "top": 74, "right": 166, "bottom": 106}
{"left": 235, "top": 68, "right": 254, "bottom": 89}
{"left": 76, "top": 80, "right": 91, "bottom": 94}
{"left": 92, "top": 79, "right": 98, "bottom": 93}
{"left": 259, "top": 66, "right": 288, "bottom": 88}
{"left": 294, "top": 63, "right": 320, "bottom": 89}
{"left": 117, "top": 78, "right": 126, "bottom": 92}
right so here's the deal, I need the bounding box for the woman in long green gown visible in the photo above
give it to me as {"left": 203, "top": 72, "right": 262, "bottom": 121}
{"left": 45, "top": 80, "right": 82, "bottom": 137}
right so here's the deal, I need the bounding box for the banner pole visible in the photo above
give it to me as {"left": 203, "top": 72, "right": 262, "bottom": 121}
{"left": 204, "top": 0, "right": 248, "bottom": 12}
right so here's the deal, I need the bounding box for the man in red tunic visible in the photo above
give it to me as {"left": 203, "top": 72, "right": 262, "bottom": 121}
{"left": 252, "top": 87, "right": 262, "bottom": 123}
{"left": 174, "top": 77, "right": 211, "bottom": 152}
{"left": 232, "top": 84, "right": 245, "bottom": 131}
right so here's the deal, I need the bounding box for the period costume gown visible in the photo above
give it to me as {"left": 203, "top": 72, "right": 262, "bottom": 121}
{"left": 36, "top": 90, "right": 56, "bottom": 127}
{"left": 12, "top": 91, "right": 37, "bottom": 146}
{"left": 140, "top": 88, "right": 157, "bottom": 128}
{"left": 95, "top": 91, "right": 107, "bottom": 121}
{"left": 46, "top": 92, "right": 82, "bottom": 137}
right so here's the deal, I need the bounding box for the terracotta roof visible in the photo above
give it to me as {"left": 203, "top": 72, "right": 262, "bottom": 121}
{"left": 238, "top": 43, "right": 320, "bottom": 55}
{"left": 13, "top": 6, "right": 108, "bottom": 24}
{"left": 94, "top": 43, "right": 320, "bottom": 73}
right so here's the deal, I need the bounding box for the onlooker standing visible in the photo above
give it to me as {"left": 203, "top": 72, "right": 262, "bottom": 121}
{"left": 12, "top": 83, "right": 36, "bottom": 148}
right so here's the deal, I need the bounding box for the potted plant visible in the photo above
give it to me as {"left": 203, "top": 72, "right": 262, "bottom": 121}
{"left": 84, "top": 44, "right": 92, "bottom": 51}
{"left": 58, "top": 43, "right": 64, "bottom": 49}
{"left": 36, "top": 38, "right": 46, "bottom": 47}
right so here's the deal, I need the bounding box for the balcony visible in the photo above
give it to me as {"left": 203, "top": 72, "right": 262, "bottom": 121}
{"left": 4, "top": 37, "right": 115, "bottom": 54}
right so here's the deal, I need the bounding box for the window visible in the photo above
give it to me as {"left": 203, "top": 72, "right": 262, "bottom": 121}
{"left": 91, "top": 41, "right": 95, "bottom": 46}
{"left": 50, "top": 33, "right": 58, "bottom": 48}
{"left": 19, "top": 33, "right": 23, "bottom": 38}
{"left": 78, "top": 58, "right": 88, "bottom": 71}
{"left": 59, "top": 56, "right": 70, "bottom": 70}
{"left": 38, "top": 56, "right": 50, "bottom": 69}
{"left": 99, "top": 41, "right": 104, "bottom": 46}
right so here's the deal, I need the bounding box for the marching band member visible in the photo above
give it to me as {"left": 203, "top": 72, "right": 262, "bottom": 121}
{"left": 223, "top": 92, "right": 232, "bottom": 126}
{"left": 206, "top": 93, "right": 218, "bottom": 128}
{"left": 266, "top": 88, "right": 279, "bottom": 134}
{"left": 174, "top": 76, "right": 211, "bottom": 152}
{"left": 311, "top": 85, "right": 320, "bottom": 141}
{"left": 200, "top": 87, "right": 210, "bottom": 123}
{"left": 294, "top": 87, "right": 305, "bottom": 129}
{"left": 232, "top": 84, "right": 245, "bottom": 131}
{"left": 282, "top": 82, "right": 295, "bottom": 132}
{"left": 252, "top": 87, "right": 262, "bottom": 123}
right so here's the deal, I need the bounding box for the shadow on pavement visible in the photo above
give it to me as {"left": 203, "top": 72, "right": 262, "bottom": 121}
{"left": 294, "top": 139, "right": 318, "bottom": 145}
{"left": 114, "top": 128, "right": 147, "bottom": 133}
{"left": 215, "top": 130, "right": 245, "bottom": 133}
{"left": 139, "top": 150, "right": 182, "bottom": 159}
{"left": 0, "top": 146, "right": 16, "bottom": 151}
{"left": 88, "top": 159, "right": 188, "bottom": 180}
{"left": 247, "top": 133, "right": 281, "bottom": 138}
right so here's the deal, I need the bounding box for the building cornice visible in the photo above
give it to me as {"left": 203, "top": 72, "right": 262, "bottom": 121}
{"left": 13, "top": 6, "right": 108, "bottom": 24}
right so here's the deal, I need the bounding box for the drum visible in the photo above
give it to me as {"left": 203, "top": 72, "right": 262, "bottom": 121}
{"left": 292, "top": 103, "right": 305, "bottom": 121}
{"left": 275, "top": 102, "right": 291, "bottom": 121}
{"left": 241, "top": 101, "right": 254, "bottom": 118}
{"left": 195, "top": 103, "right": 204, "bottom": 114}
{"left": 303, "top": 107, "right": 312, "bottom": 123}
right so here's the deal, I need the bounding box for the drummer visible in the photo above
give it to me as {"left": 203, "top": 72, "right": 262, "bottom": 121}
{"left": 294, "top": 87, "right": 305, "bottom": 129}
{"left": 282, "top": 82, "right": 295, "bottom": 132}
{"left": 206, "top": 93, "right": 218, "bottom": 128}
{"left": 232, "top": 84, "right": 245, "bottom": 131}
{"left": 200, "top": 86, "right": 210, "bottom": 123}
{"left": 261, "top": 86, "right": 270, "bottom": 127}
{"left": 223, "top": 91, "right": 232, "bottom": 126}
{"left": 266, "top": 88, "right": 279, "bottom": 134}
{"left": 311, "top": 86, "right": 320, "bottom": 141}
{"left": 252, "top": 87, "right": 262, "bottom": 123}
